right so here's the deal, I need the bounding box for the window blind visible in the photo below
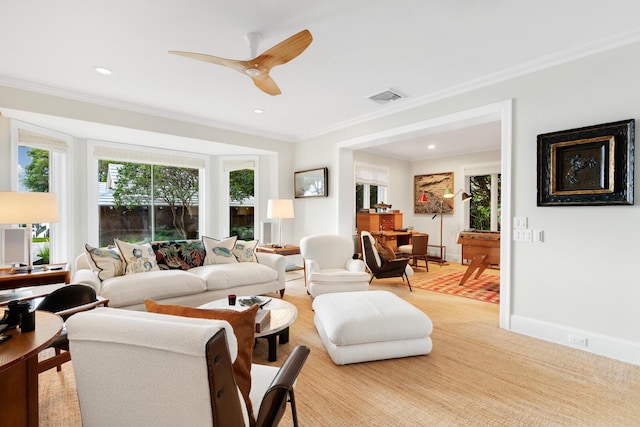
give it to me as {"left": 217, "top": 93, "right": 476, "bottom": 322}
{"left": 94, "top": 145, "right": 205, "bottom": 169}
{"left": 354, "top": 162, "right": 389, "bottom": 186}
{"left": 18, "top": 129, "right": 68, "bottom": 153}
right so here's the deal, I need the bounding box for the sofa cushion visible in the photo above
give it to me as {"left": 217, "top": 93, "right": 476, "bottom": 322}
{"left": 203, "top": 236, "right": 238, "bottom": 265}
{"left": 100, "top": 270, "right": 206, "bottom": 307}
{"left": 144, "top": 299, "right": 259, "bottom": 426}
{"left": 189, "top": 263, "right": 278, "bottom": 291}
{"left": 115, "top": 240, "right": 161, "bottom": 275}
{"left": 84, "top": 244, "right": 124, "bottom": 281}
{"left": 232, "top": 239, "right": 259, "bottom": 263}
{"left": 151, "top": 240, "right": 206, "bottom": 270}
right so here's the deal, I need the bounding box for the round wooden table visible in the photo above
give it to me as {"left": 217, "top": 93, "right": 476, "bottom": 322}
{"left": 0, "top": 311, "right": 63, "bottom": 427}
{"left": 199, "top": 297, "right": 298, "bottom": 361}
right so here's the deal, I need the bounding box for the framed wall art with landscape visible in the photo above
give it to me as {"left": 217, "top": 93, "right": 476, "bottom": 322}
{"left": 537, "top": 119, "right": 634, "bottom": 206}
{"left": 414, "top": 172, "right": 454, "bottom": 214}
{"left": 294, "top": 167, "right": 328, "bottom": 198}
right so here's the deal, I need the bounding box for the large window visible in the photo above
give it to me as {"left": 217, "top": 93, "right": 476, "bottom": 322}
{"left": 355, "top": 162, "right": 389, "bottom": 212}
{"left": 229, "top": 168, "right": 255, "bottom": 240}
{"left": 18, "top": 146, "right": 52, "bottom": 263}
{"left": 12, "top": 123, "right": 70, "bottom": 265}
{"left": 97, "top": 160, "right": 200, "bottom": 246}
{"left": 469, "top": 174, "right": 501, "bottom": 231}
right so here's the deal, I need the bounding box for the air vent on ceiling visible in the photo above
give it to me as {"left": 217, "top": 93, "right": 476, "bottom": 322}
{"left": 367, "top": 88, "right": 406, "bottom": 105}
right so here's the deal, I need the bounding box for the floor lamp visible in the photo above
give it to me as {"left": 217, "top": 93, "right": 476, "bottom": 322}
{"left": 440, "top": 188, "right": 471, "bottom": 265}
{"left": 267, "top": 199, "right": 295, "bottom": 248}
{"left": 0, "top": 191, "right": 59, "bottom": 272}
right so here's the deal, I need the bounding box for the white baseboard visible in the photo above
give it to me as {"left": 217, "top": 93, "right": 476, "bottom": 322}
{"left": 510, "top": 315, "right": 640, "bottom": 366}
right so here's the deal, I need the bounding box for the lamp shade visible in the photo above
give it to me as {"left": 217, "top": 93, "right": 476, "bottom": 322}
{"left": 418, "top": 193, "right": 428, "bottom": 202}
{"left": 0, "top": 192, "right": 59, "bottom": 224}
{"left": 443, "top": 188, "right": 454, "bottom": 199}
{"left": 267, "top": 199, "right": 294, "bottom": 219}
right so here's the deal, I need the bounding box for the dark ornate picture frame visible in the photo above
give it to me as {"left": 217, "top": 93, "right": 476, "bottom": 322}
{"left": 537, "top": 119, "right": 634, "bottom": 206}
{"left": 414, "top": 172, "right": 454, "bottom": 214}
{"left": 294, "top": 167, "right": 328, "bottom": 198}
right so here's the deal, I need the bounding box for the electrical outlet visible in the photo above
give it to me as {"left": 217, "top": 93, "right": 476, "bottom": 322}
{"left": 569, "top": 334, "right": 588, "bottom": 347}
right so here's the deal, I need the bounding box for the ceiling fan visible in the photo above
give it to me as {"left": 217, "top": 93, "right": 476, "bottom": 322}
{"left": 169, "top": 29, "right": 313, "bottom": 96}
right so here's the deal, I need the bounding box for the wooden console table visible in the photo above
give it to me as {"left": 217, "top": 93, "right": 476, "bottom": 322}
{"left": 0, "top": 311, "right": 63, "bottom": 426}
{"left": 0, "top": 263, "right": 70, "bottom": 292}
{"left": 457, "top": 231, "right": 500, "bottom": 285}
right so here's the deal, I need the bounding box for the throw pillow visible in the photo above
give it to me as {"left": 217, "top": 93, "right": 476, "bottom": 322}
{"left": 84, "top": 244, "right": 124, "bottom": 280}
{"left": 375, "top": 241, "right": 396, "bottom": 263}
{"left": 144, "top": 299, "right": 258, "bottom": 425}
{"left": 151, "top": 240, "right": 206, "bottom": 270}
{"left": 233, "top": 239, "right": 259, "bottom": 263}
{"left": 202, "top": 236, "right": 238, "bottom": 265}
{"left": 114, "top": 239, "right": 160, "bottom": 275}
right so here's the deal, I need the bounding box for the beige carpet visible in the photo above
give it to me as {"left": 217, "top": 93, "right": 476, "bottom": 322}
{"left": 39, "top": 265, "right": 640, "bottom": 426}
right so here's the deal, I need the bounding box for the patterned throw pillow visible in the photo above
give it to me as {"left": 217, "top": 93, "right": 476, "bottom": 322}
{"left": 151, "top": 240, "right": 206, "bottom": 270}
{"left": 114, "top": 239, "right": 160, "bottom": 275}
{"left": 232, "top": 240, "right": 259, "bottom": 263}
{"left": 202, "top": 236, "right": 238, "bottom": 265}
{"left": 84, "top": 244, "right": 124, "bottom": 280}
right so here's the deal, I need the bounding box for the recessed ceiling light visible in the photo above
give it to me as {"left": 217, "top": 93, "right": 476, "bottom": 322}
{"left": 427, "top": 144, "right": 436, "bottom": 149}
{"left": 93, "top": 66, "right": 113, "bottom": 75}
{"left": 253, "top": 109, "right": 264, "bottom": 114}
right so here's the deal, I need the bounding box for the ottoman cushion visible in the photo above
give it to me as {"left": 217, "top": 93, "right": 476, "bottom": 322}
{"left": 312, "top": 290, "right": 433, "bottom": 364}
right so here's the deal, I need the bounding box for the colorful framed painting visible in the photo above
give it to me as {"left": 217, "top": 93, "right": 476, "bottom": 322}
{"left": 414, "top": 172, "right": 454, "bottom": 214}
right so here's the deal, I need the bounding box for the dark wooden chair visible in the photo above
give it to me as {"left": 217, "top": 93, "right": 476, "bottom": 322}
{"left": 360, "top": 231, "right": 412, "bottom": 291}
{"left": 36, "top": 284, "right": 108, "bottom": 373}
{"left": 207, "top": 328, "right": 311, "bottom": 426}
{"left": 398, "top": 233, "right": 429, "bottom": 271}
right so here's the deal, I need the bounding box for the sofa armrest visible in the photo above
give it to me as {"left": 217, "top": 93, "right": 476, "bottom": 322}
{"left": 255, "top": 252, "right": 287, "bottom": 288}
{"left": 71, "top": 269, "right": 103, "bottom": 295}
{"left": 345, "top": 258, "right": 366, "bottom": 272}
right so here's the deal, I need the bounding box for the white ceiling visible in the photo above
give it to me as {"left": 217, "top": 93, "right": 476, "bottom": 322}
{"left": 2, "top": 1, "right": 640, "bottom": 160}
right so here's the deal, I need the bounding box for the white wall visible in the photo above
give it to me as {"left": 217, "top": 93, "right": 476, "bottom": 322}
{"left": 295, "top": 41, "right": 640, "bottom": 364}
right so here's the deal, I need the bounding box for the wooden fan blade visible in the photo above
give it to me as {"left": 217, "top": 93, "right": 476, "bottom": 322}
{"left": 254, "top": 29, "right": 313, "bottom": 71}
{"left": 252, "top": 74, "right": 281, "bottom": 96}
{"left": 168, "top": 50, "right": 250, "bottom": 74}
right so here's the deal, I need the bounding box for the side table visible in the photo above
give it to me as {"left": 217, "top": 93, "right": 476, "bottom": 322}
{"left": 256, "top": 244, "right": 304, "bottom": 275}
{"left": 0, "top": 263, "right": 71, "bottom": 292}
{"left": 0, "top": 311, "right": 63, "bottom": 427}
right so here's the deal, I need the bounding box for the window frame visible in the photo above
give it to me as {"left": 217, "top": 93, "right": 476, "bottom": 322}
{"left": 10, "top": 120, "right": 72, "bottom": 264}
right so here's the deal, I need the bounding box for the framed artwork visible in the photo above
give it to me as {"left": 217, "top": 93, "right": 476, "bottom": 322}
{"left": 294, "top": 167, "right": 328, "bottom": 198}
{"left": 414, "top": 172, "right": 454, "bottom": 214}
{"left": 537, "top": 119, "right": 634, "bottom": 206}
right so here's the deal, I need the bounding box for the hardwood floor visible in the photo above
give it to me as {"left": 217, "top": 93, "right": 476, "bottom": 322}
{"left": 39, "top": 264, "right": 640, "bottom": 426}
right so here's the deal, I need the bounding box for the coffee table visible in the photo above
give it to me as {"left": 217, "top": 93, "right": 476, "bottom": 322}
{"left": 199, "top": 297, "right": 298, "bottom": 362}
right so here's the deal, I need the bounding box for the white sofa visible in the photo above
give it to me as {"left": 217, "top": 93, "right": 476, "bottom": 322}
{"left": 72, "top": 251, "right": 287, "bottom": 310}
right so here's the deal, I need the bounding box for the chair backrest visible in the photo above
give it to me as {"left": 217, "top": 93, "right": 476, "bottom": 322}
{"left": 37, "top": 284, "right": 97, "bottom": 321}
{"left": 411, "top": 234, "right": 429, "bottom": 255}
{"left": 360, "top": 231, "right": 382, "bottom": 272}
{"left": 67, "top": 308, "right": 248, "bottom": 427}
{"left": 300, "top": 235, "right": 354, "bottom": 269}
{"left": 255, "top": 345, "right": 311, "bottom": 427}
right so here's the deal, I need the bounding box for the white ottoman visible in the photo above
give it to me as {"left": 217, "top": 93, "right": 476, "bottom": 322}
{"left": 312, "top": 290, "right": 433, "bottom": 365}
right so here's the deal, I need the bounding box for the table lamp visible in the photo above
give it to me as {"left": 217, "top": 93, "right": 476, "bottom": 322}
{"left": 0, "top": 191, "right": 59, "bottom": 272}
{"left": 267, "top": 199, "right": 294, "bottom": 248}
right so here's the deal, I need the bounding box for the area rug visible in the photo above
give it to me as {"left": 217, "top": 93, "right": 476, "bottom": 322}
{"left": 411, "top": 271, "right": 500, "bottom": 304}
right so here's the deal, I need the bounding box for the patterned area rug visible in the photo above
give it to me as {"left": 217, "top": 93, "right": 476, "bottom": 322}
{"left": 411, "top": 271, "right": 500, "bottom": 304}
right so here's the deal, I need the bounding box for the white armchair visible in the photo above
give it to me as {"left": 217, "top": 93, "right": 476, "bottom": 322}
{"left": 300, "top": 234, "right": 370, "bottom": 298}
{"left": 66, "top": 308, "right": 309, "bottom": 427}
